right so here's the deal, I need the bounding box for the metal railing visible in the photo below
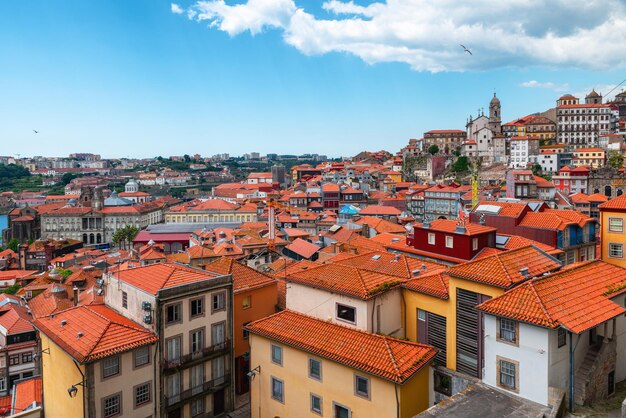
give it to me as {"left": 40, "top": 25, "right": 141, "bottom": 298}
{"left": 162, "top": 340, "right": 230, "bottom": 370}
{"left": 165, "top": 374, "right": 230, "bottom": 407}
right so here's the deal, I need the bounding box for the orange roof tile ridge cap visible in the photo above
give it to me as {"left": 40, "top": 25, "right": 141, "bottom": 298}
{"left": 355, "top": 267, "right": 369, "bottom": 298}
{"left": 527, "top": 281, "right": 554, "bottom": 326}
{"left": 494, "top": 252, "right": 512, "bottom": 285}
{"left": 382, "top": 336, "right": 402, "bottom": 380}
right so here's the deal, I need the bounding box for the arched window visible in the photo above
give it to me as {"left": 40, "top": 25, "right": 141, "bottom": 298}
{"left": 96, "top": 233, "right": 102, "bottom": 244}
{"left": 605, "top": 186, "right": 612, "bottom": 197}
{"left": 594, "top": 188, "right": 600, "bottom": 194}
{"left": 89, "top": 234, "right": 95, "bottom": 244}
{"left": 618, "top": 189, "right": 623, "bottom": 197}
{"left": 82, "top": 234, "right": 88, "bottom": 243}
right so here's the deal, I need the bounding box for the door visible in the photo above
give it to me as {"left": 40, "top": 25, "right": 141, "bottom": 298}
{"left": 213, "top": 389, "right": 225, "bottom": 415}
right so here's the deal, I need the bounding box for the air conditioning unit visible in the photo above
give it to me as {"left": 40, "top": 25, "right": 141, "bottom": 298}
{"left": 141, "top": 301, "right": 152, "bottom": 311}
{"left": 143, "top": 314, "right": 152, "bottom": 324}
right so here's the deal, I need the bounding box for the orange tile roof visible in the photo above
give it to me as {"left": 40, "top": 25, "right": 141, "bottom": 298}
{"left": 12, "top": 377, "right": 42, "bottom": 415}
{"left": 334, "top": 251, "right": 446, "bottom": 279}
{"left": 599, "top": 193, "right": 626, "bottom": 210}
{"left": 0, "top": 305, "right": 35, "bottom": 335}
{"left": 112, "top": 262, "right": 222, "bottom": 295}
{"left": 415, "top": 219, "right": 496, "bottom": 236}
{"left": 246, "top": 310, "right": 437, "bottom": 383}
{"left": 285, "top": 238, "right": 321, "bottom": 259}
{"left": 587, "top": 193, "right": 608, "bottom": 203}
{"left": 359, "top": 205, "right": 402, "bottom": 216}
{"left": 34, "top": 305, "right": 158, "bottom": 363}
{"left": 369, "top": 232, "right": 406, "bottom": 246}
{"left": 403, "top": 271, "right": 449, "bottom": 299}
{"left": 282, "top": 228, "right": 310, "bottom": 238}
{"left": 570, "top": 192, "right": 590, "bottom": 204}
{"left": 496, "top": 234, "right": 562, "bottom": 256}
{"left": 286, "top": 262, "right": 402, "bottom": 299}
{"left": 203, "top": 257, "right": 276, "bottom": 293}
{"left": 519, "top": 209, "right": 593, "bottom": 230}
{"left": 355, "top": 216, "right": 407, "bottom": 234}
{"left": 0, "top": 395, "right": 10, "bottom": 416}
{"left": 477, "top": 260, "right": 626, "bottom": 333}
{"left": 27, "top": 287, "right": 74, "bottom": 319}
{"left": 473, "top": 201, "right": 528, "bottom": 218}
{"left": 446, "top": 246, "right": 561, "bottom": 289}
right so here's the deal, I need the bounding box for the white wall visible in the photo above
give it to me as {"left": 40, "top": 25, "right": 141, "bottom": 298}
{"left": 483, "top": 315, "right": 550, "bottom": 405}
{"left": 286, "top": 282, "right": 369, "bottom": 331}
{"left": 366, "top": 288, "right": 403, "bottom": 337}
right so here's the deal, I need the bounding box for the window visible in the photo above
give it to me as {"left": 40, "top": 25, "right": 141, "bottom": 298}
{"left": 354, "top": 374, "right": 370, "bottom": 399}
{"left": 191, "top": 398, "right": 204, "bottom": 417}
{"left": 190, "top": 297, "right": 204, "bottom": 317}
{"left": 102, "top": 356, "right": 120, "bottom": 378}
{"left": 242, "top": 295, "right": 252, "bottom": 310}
{"left": 609, "top": 243, "right": 624, "bottom": 258}
{"left": 445, "top": 236, "right": 453, "bottom": 248}
{"left": 134, "top": 346, "right": 150, "bottom": 367}
{"left": 122, "top": 291, "right": 128, "bottom": 309}
{"left": 134, "top": 382, "right": 151, "bottom": 407}
{"left": 498, "top": 318, "right": 518, "bottom": 344}
{"left": 498, "top": 358, "right": 517, "bottom": 391}
{"left": 271, "top": 377, "right": 284, "bottom": 403}
{"left": 311, "top": 393, "right": 322, "bottom": 415}
{"left": 271, "top": 344, "right": 283, "bottom": 366}
{"left": 334, "top": 402, "right": 351, "bottom": 418}
{"left": 243, "top": 321, "right": 251, "bottom": 340}
{"left": 434, "top": 370, "right": 452, "bottom": 396}
{"left": 166, "top": 337, "right": 181, "bottom": 362}
{"left": 22, "top": 352, "right": 32, "bottom": 363}
{"left": 191, "top": 329, "right": 204, "bottom": 353}
{"left": 472, "top": 238, "right": 478, "bottom": 251}
{"left": 0, "top": 378, "right": 5, "bottom": 392}
{"left": 9, "top": 355, "right": 19, "bottom": 366}
{"left": 428, "top": 233, "right": 435, "bottom": 245}
{"left": 166, "top": 303, "right": 181, "bottom": 323}
{"left": 309, "top": 358, "right": 321, "bottom": 381}
{"left": 336, "top": 303, "right": 356, "bottom": 323}
{"left": 609, "top": 218, "right": 623, "bottom": 232}
{"left": 103, "top": 393, "right": 121, "bottom": 417}
{"left": 212, "top": 292, "right": 226, "bottom": 312}
{"left": 558, "top": 328, "right": 567, "bottom": 348}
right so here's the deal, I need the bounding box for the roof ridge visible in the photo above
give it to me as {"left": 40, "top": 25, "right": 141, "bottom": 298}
{"left": 382, "top": 337, "right": 402, "bottom": 380}
{"left": 493, "top": 252, "right": 511, "bottom": 285}
{"left": 527, "top": 281, "right": 555, "bottom": 326}
{"left": 355, "top": 267, "right": 370, "bottom": 298}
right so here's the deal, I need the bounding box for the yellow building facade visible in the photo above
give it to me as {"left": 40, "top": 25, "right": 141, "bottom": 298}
{"left": 600, "top": 196, "right": 626, "bottom": 268}
{"left": 247, "top": 311, "right": 435, "bottom": 418}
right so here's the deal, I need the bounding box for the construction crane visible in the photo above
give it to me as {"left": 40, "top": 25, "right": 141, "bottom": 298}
{"left": 470, "top": 158, "right": 480, "bottom": 208}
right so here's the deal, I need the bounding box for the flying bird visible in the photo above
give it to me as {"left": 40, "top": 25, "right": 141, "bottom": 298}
{"left": 32, "top": 129, "right": 39, "bottom": 134}
{"left": 460, "top": 44, "right": 472, "bottom": 55}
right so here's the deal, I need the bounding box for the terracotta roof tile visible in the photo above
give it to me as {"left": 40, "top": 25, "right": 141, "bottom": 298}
{"left": 12, "top": 377, "right": 42, "bottom": 414}
{"left": 356, "top": 216, "right": 406, "bottom": 234}
{"left": 246, "top": 310, "right": 437, "bottom": 383}
{"left": 359, "top": 205, "right": 402, "bottom": 216}
{"left": 0, "top": 305, "right": 35, "bottom": 335}
{"left": 477, "top": 260, "right": 626, "bottom": 333}
{"left": 447, "top": 246, "right": 561, "bottom": 289}
{"left": 599, "top": 193, "right": 626, "bottom": 210}
{"left": 285, "top": 238, "right": 321, "bottom": 259}
{"left": 203, "top": 257, "right": 276, "bottom": 293}
{"left": 112, "top": 262, "right": 222, "bottom": 295}
{"left": 403, "top": 271, "right": 449, "bottom": 299}
{"left": 34, "top": 305, "right": 158, "bottom": 363}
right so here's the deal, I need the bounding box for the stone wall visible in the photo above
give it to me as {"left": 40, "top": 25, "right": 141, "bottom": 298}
{"left": 583, "top": 339, "right": 617, "bottom": 405}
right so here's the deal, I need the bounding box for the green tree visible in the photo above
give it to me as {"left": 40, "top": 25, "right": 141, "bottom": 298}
{"left": 428, "top": 145, "right": 439, "bottom": 155}
{"left": 6, "top": 239, "right": 19, "bottom": 252}
{"left": 608, "top": 150, "right": 624, "bottom": 169}
{"left": 451, "top": 156, "right": 470, "bottom": 173}
{"left": 531, "top": 163, "right": 542, "bottom": 176}
{"left": 112, "top": 225, "right": 139, "bottom": 249}
{"left": 57, "top": 268, "right": 73, "bottom": 280}
{"left": 60, "top": 172, "right": 79, "bottom": 185}
{"left": 2, "top": 284, "right": 20, "bottom": 295}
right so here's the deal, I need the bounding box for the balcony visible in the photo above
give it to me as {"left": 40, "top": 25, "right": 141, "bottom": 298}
{"left": 162, "top": 340, "right": 230, "bottom": 371}
{"left": 165, "top": 374, "right": 230, "bottom": 408}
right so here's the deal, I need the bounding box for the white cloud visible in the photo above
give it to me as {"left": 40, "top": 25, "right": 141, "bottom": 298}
{"left": 175, "top": 0, "right": 626, "bottom": 72}
{"left": 520, "top": 80, "right": 569, "bottom": 92}
{"left": 171, "top": 3, "right": 184, "bottom": 14}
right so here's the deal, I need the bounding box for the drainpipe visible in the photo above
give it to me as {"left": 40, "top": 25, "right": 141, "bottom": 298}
{"left": 568, "top": 332, "right": 581, "bottom": 411}
{"left": 72, "top": 359, "right": 86, "bottom": 417}
{"left": 394, "top": 383, "right": 400, "bottom": 418}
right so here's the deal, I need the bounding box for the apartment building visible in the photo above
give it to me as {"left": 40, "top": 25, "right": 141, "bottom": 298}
{"left": 104, "top": 262, "right": 235, "bottom": 418}
{"left": 556, "top": 92, "right": 613, "bottom": 148}
{"left": 0, "top": 303, "right": 38, "bottom": 395}
{"left": 246, "top": 310, "right": 437, "bottom": 418}
{"left": 35, "top": 305, "right": 159, "bottom": 418}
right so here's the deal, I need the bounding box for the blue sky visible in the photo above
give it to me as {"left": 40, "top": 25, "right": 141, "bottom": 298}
{"left": 1, "top": 0, "right": 626, "bottom": 159}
